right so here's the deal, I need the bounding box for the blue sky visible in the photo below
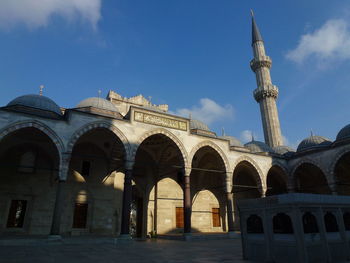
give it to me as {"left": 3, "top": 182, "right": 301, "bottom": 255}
{"left": 0, "top": 0, "right": 350, "bottom": 149}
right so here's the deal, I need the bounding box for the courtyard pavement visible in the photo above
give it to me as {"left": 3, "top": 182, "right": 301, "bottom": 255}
{"left": 0, "top": 238, "right": 251, "bottom": 263}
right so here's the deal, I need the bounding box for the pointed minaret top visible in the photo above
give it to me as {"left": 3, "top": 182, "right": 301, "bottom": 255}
{"left": 251, "top": 10, "right": 263, "bottom": 45}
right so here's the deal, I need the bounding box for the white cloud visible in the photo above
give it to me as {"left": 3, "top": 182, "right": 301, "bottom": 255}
{"left": 240, "top": 130, "right": 257, "bottom": 143}
{"left": 286, "top": 19, "right": 350, "bottom": 64}
{"left": 0, "top": 0, "right": 102, "bottom": 30}
{"left": 175, "top": 98, "right": 234, "bottom": 126}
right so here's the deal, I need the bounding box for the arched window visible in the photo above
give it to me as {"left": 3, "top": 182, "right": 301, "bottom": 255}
{"left": 343, "top": 212, "right": 350, "bottom": 231}
{"left": 247, "top": 214, "right": 264, "bottom": 234}
{"left": 273, "top": 213, "right": 294, "bottom": 234}
{"left": 303, "top": 212, "right": 319, "bottom": 234}
{"left": 324, "top": 212, "right": 339, "bottom": 232}
{"left": 18, "top": 151, "right": 36, "bottom": 173}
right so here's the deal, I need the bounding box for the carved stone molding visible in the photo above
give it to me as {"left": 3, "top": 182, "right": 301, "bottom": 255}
{"left": 253, "top": 85, "right": 279, "bottom": 102}
{"left": 250, "top": 56, "right": 272, "bottom": 72}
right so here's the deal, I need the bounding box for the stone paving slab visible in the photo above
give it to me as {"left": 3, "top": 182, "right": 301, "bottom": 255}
{"left": 0, "top": 239, "right": 254, "bottom": 263}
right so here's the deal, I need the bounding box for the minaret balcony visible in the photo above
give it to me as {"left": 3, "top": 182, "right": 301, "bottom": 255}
{"left": 250, "top": 56, "right": 272, "bottom": 72}
{"left": 253, "top": 84, "right": 279, "bottom": 102}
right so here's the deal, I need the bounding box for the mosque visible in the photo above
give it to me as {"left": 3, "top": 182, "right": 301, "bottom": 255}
{"left": 0, "top": 14, "right": 349, "bottom": 240}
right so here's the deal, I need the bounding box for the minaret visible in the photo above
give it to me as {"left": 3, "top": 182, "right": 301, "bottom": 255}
{"left": 250, "top": 11, "right": 283, "bottom": 148}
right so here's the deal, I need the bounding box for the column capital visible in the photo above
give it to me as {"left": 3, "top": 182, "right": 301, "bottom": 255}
{"left": 184, "top": 167, "right": 191, "bottom": 177}
{"left": 58, "top": 152, "right": 72, "bottom": 180}
{"left": 225, "top": 174, "right": 232, "bottom": 193}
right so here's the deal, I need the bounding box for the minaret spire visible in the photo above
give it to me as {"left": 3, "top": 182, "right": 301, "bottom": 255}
{"left": 251, "top": 10, "right": 263, "bottom": 45}
{"left": 250, "top": 12, "right": 283, "bottom": 148}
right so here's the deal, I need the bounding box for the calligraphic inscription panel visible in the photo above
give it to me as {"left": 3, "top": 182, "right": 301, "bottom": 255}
{"left": 134, "top": 111, "right": 187, "bottom": 131}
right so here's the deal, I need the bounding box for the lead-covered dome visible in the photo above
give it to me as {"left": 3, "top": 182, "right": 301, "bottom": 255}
{"left": 220, "top": 135, "right": 243, "bottom": 147}
{"left": 7, "top": 94, "right": 62, "bottom": 116}
{"left": 244, "top": 140, "right": 273, "bottom": 153}
{"left": 297, "top": 135, "right": 332, "bottom": 152}
{"left": 190, "top": 119, "right": 210, "bottom": 131}
{"left": 336, "top": 124, "right": 350, "bottom": 141}
{"left": 77, "top": 97, "right": 118, "bottom": 112}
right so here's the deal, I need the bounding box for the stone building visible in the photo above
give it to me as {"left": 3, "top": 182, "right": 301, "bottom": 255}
{"left": 0, "top": 14, "right": 349, "bottom": 239}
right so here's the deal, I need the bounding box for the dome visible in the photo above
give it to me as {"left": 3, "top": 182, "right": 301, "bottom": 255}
{"left": 244, "top": 140, "right": 273, "bottom": 153}
{"left": 190, "top": 119, "right": 210, "bottom": 131}
{"left": 77, "top": 97, "right": 118, "bottom": 112}
{"left": 297, "top": 135, "right": 332, "bottom": 152}
{"left": 7, "top": 94, "right": 62, "bottom": 116}
{"left": 220, "top": 135, "right": 243, "bottom": 147}
{"left": 336, "top": 124, "right": 350, "bottom": 141}
{"left": 273, "top": 145, "right": 295, "bottom": 155}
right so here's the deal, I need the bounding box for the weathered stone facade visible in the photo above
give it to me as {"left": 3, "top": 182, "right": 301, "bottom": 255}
{"left": 0, "top": 14, "right": 349, "bottom": 240}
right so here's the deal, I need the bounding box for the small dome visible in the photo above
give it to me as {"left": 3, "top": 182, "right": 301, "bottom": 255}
{"left": 244, "top": 140, "right": 273, "bottom": 153}
{"left": 273, "top": 145, "right": 295, "bottom": 155}
{"left": 220, "top": 135, "right": 243, "bottom": 147}
{"left": 336, "top": 124, "right": 350, "bottom": 141}
{"left": 77, "top": 97, "right": 118, "bottom": 112}
{"left": 297, "top": 135, "right": 332, "bottom": 152}
{"left": 190, "top": 119, "right": 210, "bottom": 131}
{"left": 7, "top": 94, "right": 62, "bottom": 115}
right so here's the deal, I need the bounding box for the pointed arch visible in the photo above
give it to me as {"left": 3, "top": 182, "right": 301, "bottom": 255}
{"left": 0, "top": 120, "right": 65, "bottom": 154}
{"left": 329, "top": 146, "right": 350, "bottom": 177}
{"left": 189, "top": 140, "right": 230, "bottom": 173}
{"left": 67, "top": 121, "right": 131, "bottom": 161}
{"left": 292, "top": 159, "right": 331, "bottom": 194}
{"left": 232, "top": 155, "right": 265, "bottom": 191}
{"left": 290, "top": 158, "right": 328, "bottom": 183}
{"left": 266, "top": 163, "right": 288, "bottom": 196}
{"left": 132, "top": 128, "right": 189, "bottom": 168}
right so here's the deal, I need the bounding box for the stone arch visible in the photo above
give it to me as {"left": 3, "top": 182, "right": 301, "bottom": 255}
{"left": 0, "top": 120, "right": 65, "bottom": 154}
{"left": 132, "top": 128, "right": 189, "bottom": 168}
{"left": 291, "top": 158, "right": 329, "bottom": 185}
{"left": 266, "top": 161, "right": 289, "bottom": 196}
{"left": 0, "top": 120, "right": 65, "bottom": 175}
{"left": 189, "top": 140, "right": 230, "bottom": 174}
{"left": 329, "top": 146, "right": 350, "bottom": 195}
{"left": 67, "top": 121, "right": 131, "bottom": 161}
{"left": 291, "top": 159, "right": 331, "bottom": 194}
{"left": 328, "top": 146, "right": 350, "bottom": 178}
{"left": 232, "top": 155, "right": 265, "bottom": 191}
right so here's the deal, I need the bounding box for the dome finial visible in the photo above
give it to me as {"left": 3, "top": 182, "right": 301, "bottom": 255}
{"left": 39, "top": 85, "right": 44, "bottom": 96}
{"left": 222, "top": 127, "right": 225, "bottom": 136}
{"left": 310, "top": 129, "right": 314, "bottom": 137}
{"left": 98, "top": 90, "right": 102, "bottom": 98}
{"left": 251, "top": 131, "right": 255, "bottom": 142}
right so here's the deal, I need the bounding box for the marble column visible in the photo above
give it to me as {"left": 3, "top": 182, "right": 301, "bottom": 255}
{"left": 225, "top": 175, "right": 234, "bottom": 232}
{"left": 120, "top": 164, "right": 133, "bottom": 236}
{"left": 183, "top": 168, "right": 191, "bottom": 234}
{"left": 50, "top": 180, "right": 66, "bottom": 236}
{"left": 49, "top": 152, "right": 70, "bottom": 237}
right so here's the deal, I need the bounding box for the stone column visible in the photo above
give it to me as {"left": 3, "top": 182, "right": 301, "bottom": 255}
{"left": 50, "top": 180, "right": 66, "bottom": 236}
{"left": 225, "top": 176, "right": 234, "bottom": 233}
{"left": 49, "top": 152, "right": 70, "bottom": 238}
{"left": 336, "top": 208, "right": 350, "bottom": 260}
{"left": 291, "top": 208, "right": 308, "bottom": 263}
{"left": 316, "top": 208, "right": 331, "bottom": 262}
{"left": 120, "top": 162, "right": 133, "bottom": 237}
{"left": 183, "top": 168, "right": 191, "bottom": 237}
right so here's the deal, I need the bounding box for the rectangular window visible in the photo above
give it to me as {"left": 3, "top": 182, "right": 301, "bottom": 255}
{"left": 81, "top": 161, "right": 90, "bottom": 177}
{"left": 72, "top": 203, "right": 88, "bottom": 228}
{"left": 212, "top": 208, "right": 221, "bottom": 227}
{"left": 176, "top": 207, "right": 184, "bottom": 228}
{"left": 7, "top": 200, "right": 27, "bottom": 228}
